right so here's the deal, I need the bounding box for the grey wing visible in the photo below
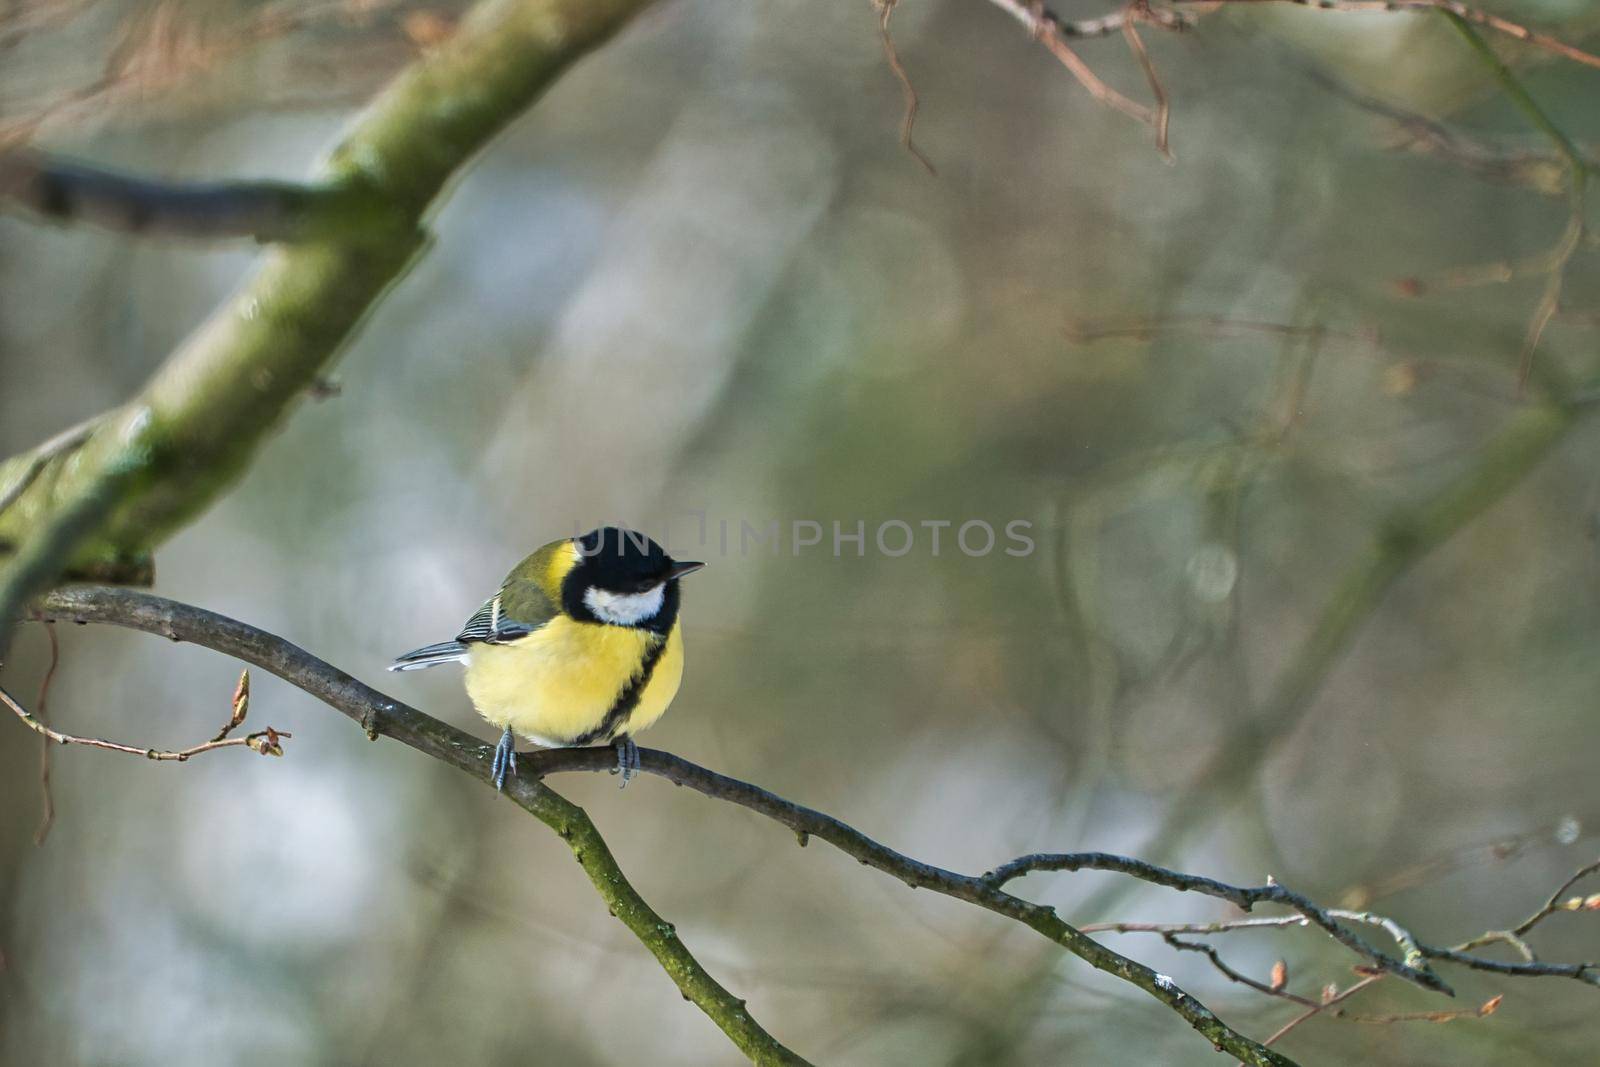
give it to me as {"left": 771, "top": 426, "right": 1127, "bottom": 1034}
{"left": 455, "top": 591, "right": 537, "bottom": 645}
{"left": 390, "top": 592, "right": 533, "bottom": 672}
{"left": 392, "top": 581, "right": 552, "bottom": 672}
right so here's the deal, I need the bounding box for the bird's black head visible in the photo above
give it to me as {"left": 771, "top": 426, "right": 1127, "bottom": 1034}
{"left": 564, "top": 527, "right": 703, "bottom": 631}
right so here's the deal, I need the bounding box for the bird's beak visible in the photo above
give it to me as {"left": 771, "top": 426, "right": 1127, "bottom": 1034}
{"left": 666, "top": 560, "right": 705, "bottom": 580}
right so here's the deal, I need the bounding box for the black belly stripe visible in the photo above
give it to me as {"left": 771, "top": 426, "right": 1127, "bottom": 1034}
{"left": 572, "top": 633, "right": 669, "bottom": 746}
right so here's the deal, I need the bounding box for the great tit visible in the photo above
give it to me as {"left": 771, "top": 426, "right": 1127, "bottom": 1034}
{"left": 390, "top": 527, "right": 704, "bottom": 788}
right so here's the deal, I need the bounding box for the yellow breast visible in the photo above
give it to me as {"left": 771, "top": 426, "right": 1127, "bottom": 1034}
{"left": 463, "top": 618, "right": 684, "bottom": 747}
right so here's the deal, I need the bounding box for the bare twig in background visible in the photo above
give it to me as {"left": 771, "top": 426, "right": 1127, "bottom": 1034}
{"left": 0, "top": 0, "right": 417, "bottom": 141}
{"left": 1065, "top": 315, "right": 1383, "bottom": 351}
{"left": 1071, "top": 852, "right": 1600, "bottom": 1049}
{"left": 1337, "top": 816, "right": 1586, "bottom": 909}
{"left": 1253, "top": 974, "right": 1498, "bottom": 1051}
{"left": 1346, "top": 994, "right": 1503, "bottom": 1024}
{"left": 1391, "top": 247, "right": 1575, "bottom": 298}
{"left": 1081, "top": 846, "right": 1600, "bottom": 969}
{"left": 987, "top": 852, "right": 1506, "bottom": 993}
{"left": 873, "top": 0, "right": 936, "bottom": 174}
{"left": 1181, "top": 0, "right": 1600, "bottom": 71}
{"left": 1455, "top": 857, "right": 1600, "bottom": 957}
{"left": 1041, "top": 6, "right": 1596, "bottom": 390}
{"left": 976, "top": 0, "right": 1600, "bottom": 158}
{"left": 1441, "top": 13, "right": 1593, "bottom": 393}
{"left": 1100, "top": 912, "right": 1521, "bottom": 1050}
{"left": 1120, "top": 0, "right": 1173, "bottom": 160}
{"left": 32, "top": 620, "right": 59, "bottom": 845}
{"left": 1309, "top": 70, "right": 1587, "bottom": 200}
{"left": 1, "top": 669, "right": 288, "bottom": 761}
{"left": 981, "top": 0, "right": 1159, "bottom": 128}
{"left": 1271, "top": 309, "right": 1322, "bottom": 441}
{"left": 1084, "top": 914, "right": 1316, "bottom": 935}
{"left": 1163, "top": 933, "right": 1320, "bottom": 1005}
{"left": 1262, "top": 972, "right": 1385, "bottom": 1047}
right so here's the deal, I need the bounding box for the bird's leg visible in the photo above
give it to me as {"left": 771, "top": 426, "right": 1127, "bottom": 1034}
{"left": 491, "top": 726, "right": 518, "bottom": 791}
{"left": 613, "top": 734, "right": 640, "bottom": 788}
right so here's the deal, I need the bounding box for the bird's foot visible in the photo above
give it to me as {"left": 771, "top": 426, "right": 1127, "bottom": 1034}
{"left": 491, "top": 726, "right": 518, "bottom": 791}
{"left": 613, "top": 735, "right": 640, "bottom": 789}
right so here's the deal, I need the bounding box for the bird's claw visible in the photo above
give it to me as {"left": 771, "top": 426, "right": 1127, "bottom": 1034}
{"left": 613, "top": 735, "right": 640, "bottom": 789}
{"left": 491, "top": 726, "right": 518, "bottom": 791}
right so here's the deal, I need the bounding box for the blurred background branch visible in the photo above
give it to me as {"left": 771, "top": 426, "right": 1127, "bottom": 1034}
{"left": 0, "top": 147, "right": 399, "bottom": 240}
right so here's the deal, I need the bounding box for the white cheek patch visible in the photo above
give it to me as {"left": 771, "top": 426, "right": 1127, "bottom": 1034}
{"left": 583, "top": 583, "right": 665, "bottom": 626}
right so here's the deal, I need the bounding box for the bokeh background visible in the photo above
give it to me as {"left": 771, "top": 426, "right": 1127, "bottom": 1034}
{"left": 3, "top": 0, "right": 1600, "bottom": 1062}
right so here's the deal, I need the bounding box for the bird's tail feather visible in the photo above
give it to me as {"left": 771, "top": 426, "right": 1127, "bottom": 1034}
{"left": 389, "top": 641, "right": 470, "bottom": 671}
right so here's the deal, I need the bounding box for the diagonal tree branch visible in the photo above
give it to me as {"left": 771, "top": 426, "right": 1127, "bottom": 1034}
{"left": 0, "top": 0, "right": 660, "bottom": 658}
{"left": 30, "top": 584, "right": 1296, "bottom": 1067}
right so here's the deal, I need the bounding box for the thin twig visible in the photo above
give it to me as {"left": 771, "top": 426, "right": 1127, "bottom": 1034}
{"left": 1262, "top": 973, "right": 1385, "bottom": 1047}
{"left": 32, "top": 619, "right": 58, "bottom": 845}
{"left": 1345, "top": 994, "right": 1503, "bottom": 1024}
{"left": 873, "top": 0, "right": 936, "bottom": 174}
{"left": 982, "top": 853, "right": 1451, "bottom": 992}
{"left": 1084, "top": 915, "right": 1313, "bottom": 935}
{"left": 1512, "top": 858, "right": 1600, "bottom": 937}
{"left": 1164, "top": 933, "right": 1319, "bottom": 1006}
{"left": 1121, "top": 1, "right": 1172, "bottom": 160}
{"left": 1070, "top": 890, "right": 1600, "bottom": 987}
{"left": 1338, "top": 817, "right": 1585, "bottom": 908}
{"left": 982, "top": 0, "right": 1157, "bottom": 126}
{"left": 988, "top": 856, "right": 1600, "bottom": 986}
{"left": 1310, "top": 70, "right": 1582, "bottom": 199}
{"left": 1176, "top": 0, "right": 1600, "bottom": 72}
{"left": 0, "top": 680, "right": 289, "bottom": 761}
{"left": 1440, "top": 11, "right": 1592, "bottom": 393}
{"left": 1454, "top": 857, "right": 1600, "bottom": 956}
{"left": 1065, "top": 316, "right": 1383, "bottom": 350}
